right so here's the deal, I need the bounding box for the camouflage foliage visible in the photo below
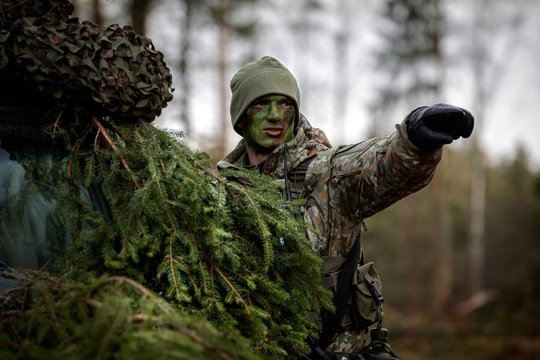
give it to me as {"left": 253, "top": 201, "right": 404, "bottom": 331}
{"left": 0, "top": 2, "right": 173, "bottom": 123}
{"left": 0, "top": 0, "right": 74, "bottom": 29}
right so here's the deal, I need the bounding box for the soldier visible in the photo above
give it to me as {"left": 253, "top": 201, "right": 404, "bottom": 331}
{"left": 217, "top": 56, "right": 474, "bottom": 359}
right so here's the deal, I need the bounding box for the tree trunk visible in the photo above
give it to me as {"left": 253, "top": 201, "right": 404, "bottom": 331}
{"left": 91, "top": 0, "right": 104, "bottom": 27}
{"left": 401, "top": 197, "right": 421, "bottom": 313}
{"left": 130, "top": 0, "right": 154, "bottom": 36}
{"left": 179, "top": 0, "right": 193, "bottom": 134}
{"left": 431, "top": 162, "right": 454, "bottom": 314}
{"left": 468, "top": 0, "right": 526, "bottom": 299}
{"left": 469, "top": 0, "right": 488, "bottom": 297}
{"left": 216, "top": 1, "right": 231, "bottom": 159}
{"left": 469, "top": 137, "right": 486, "bottom": 295}
{"left": 333, "top": 0, "right": 350, "bottom": 145}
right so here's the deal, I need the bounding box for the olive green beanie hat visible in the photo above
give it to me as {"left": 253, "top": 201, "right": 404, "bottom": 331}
{"left": 230, "top": 56, "right": 300, "bottom": 135}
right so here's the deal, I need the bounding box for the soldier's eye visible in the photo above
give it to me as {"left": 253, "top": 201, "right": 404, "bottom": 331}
{"left": 280, "top": 101, "right": 293, "bottom": 108}
{"left": 253, "top": 100, "right": 269, "bottom": 108}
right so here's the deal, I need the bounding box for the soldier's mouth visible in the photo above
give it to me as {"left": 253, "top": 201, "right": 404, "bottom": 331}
{"left": 264, "top": 128, "right": 283, "bottom": 137}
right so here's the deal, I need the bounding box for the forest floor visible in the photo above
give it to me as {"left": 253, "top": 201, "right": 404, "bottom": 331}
{"left": 384, "top": 295, "right": 540, "bottom": 360}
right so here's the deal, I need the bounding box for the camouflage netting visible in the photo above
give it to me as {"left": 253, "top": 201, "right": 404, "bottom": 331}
{"left": 0, "top": 0, "right": 173, "bottom": 123}
{"left": 0, "top": 0, "right": 74, "bottom": 28}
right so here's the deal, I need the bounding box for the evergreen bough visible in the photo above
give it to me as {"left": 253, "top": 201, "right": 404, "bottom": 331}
{"left": 0, "top": 1, "right": 331, "bottom": 357}
{"left": 1, "top": 272, "right": 256, "bottom": 360}
{"left": 1, "top": 118, "right": 332, "bottom": 358}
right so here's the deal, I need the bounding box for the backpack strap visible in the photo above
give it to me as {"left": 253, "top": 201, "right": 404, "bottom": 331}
{"left": 285, "top": 156, "right": 315, "bottom": 200}
{"left": 311, "top": 236, "right": 362, "bottom": 356}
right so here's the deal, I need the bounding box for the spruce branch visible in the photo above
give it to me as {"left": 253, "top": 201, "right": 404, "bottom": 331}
{"left": 2, "top": 274, "right": 258, "bottom": 360}
{"left": 91, "top": 116, "right": 138, "bottom": 186}
{"left": 96, "top": 300, "right": 127, "bottom": 359}
{"left": 230, "top": 184, "right": 273, "bottom": 270}
{"left": 34, "top": 281, "right": 70, "bottom": 342}
{"left": 147, "top": 147, "right": 178, "bottom": 235}
{"left": 215, "top": 266, "right": 250, "bottom": 309}
{"left": 8, "top": 122, "right": 329, "bottom": 359}
{"left": 167, "top": 241, "right": 184, "bottom": 302}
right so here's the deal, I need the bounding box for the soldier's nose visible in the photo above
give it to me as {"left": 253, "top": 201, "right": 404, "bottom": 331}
{"left": 267, "top": 103, "right": 281, "bottom": 121}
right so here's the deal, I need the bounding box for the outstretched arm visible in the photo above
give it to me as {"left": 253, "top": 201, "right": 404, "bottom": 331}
{"left": 308, "top": 104, "right": 474, "bottom": 220}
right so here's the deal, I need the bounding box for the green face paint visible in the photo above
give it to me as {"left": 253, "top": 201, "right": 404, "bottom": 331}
{"left": 244, "top": 94, "right": 295, "bottom": 153}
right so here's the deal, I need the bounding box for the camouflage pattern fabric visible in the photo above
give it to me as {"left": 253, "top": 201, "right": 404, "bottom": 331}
{"left": 326, "top": 329, "right": 368, "bottom": 353}
{"left": 304, "top": 116, "right": 441, "bottom": 257}
{"left": 218, "top": 112, "right": 441, "bottom": 353}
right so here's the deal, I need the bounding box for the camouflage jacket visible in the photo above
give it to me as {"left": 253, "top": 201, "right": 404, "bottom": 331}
{"left": 218, "top": 113, "right": 441, "bottom": 259}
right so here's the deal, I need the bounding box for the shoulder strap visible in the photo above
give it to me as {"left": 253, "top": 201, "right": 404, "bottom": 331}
{"left": 285, "top": 155, "right": 315, "bottom": 200}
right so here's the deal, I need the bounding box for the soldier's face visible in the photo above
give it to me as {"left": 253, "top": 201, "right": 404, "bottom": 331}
{"left": 243, "top": 94, "right": 295, "bottom": 151}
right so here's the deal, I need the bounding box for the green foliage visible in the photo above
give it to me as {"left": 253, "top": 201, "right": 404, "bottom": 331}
{"left": 483, "top": 149, "right": 540, "bottom": 293}
{"left": 0, "top": 3, "right": 329, "bottom": 357}
{"left": 1, "top": 271, "right": 256, "bottom": 360}
{"left": 2, "top": 120, "right": 331, "bottom": 359}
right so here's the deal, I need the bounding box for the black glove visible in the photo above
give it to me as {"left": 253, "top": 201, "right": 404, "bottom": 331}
{"left": 406, "top": 103, "right": 474, "bottom": 151}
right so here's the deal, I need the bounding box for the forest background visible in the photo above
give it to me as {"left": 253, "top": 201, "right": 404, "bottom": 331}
{"left": 72, "top": 1, "right": 540, "bottom": 359}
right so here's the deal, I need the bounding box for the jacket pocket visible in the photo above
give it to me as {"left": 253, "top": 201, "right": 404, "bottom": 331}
{"left": 350, "top": 262, "right": 384, "bottom": 329}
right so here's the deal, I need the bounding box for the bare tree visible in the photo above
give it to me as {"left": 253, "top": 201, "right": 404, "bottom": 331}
{"left": 287, "top": 0, "right": 323, "bottom": 112}
{"left": 467, "top": 0, "right": 526, "bottom": 299}
{"left": 370, "top": 0, "right": 444, "bottom": 136}
{"left": 372, "top": 0, "right": 447, "bottom": 314}
{"left": 333, "top": 0, "right": 351, "bottom": 145}
{"left": 178, "top": 0, "right": 194, "bottom": 135}
{"left": 207, "top": 0, "right": 256, "bottom": 159}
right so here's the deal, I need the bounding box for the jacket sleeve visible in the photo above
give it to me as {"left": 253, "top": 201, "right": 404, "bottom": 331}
{"left": 306, "top": 117, "right": 442, "bottom": 222}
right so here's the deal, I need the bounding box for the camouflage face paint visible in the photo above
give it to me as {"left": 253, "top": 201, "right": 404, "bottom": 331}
{"left": 244, "top": 94, "right": 295, "bottom": 154}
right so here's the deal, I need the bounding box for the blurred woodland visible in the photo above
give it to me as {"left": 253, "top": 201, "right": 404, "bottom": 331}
{"left": 72, "top": 0, "right": 540, "bottom": 358}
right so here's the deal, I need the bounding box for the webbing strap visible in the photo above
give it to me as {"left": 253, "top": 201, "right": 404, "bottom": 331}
{"left": 315, "top": 237, "right": 362, "bottom": 352}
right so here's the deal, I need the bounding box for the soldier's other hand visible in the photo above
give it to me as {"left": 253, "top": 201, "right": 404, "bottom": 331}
{"left": 406, "top": 103, "right": 474, "bottom": 151}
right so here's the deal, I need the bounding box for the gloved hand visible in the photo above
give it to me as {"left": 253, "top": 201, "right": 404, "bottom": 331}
{"left": 406, "top": 103, "right": 474, "bottom": 150}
